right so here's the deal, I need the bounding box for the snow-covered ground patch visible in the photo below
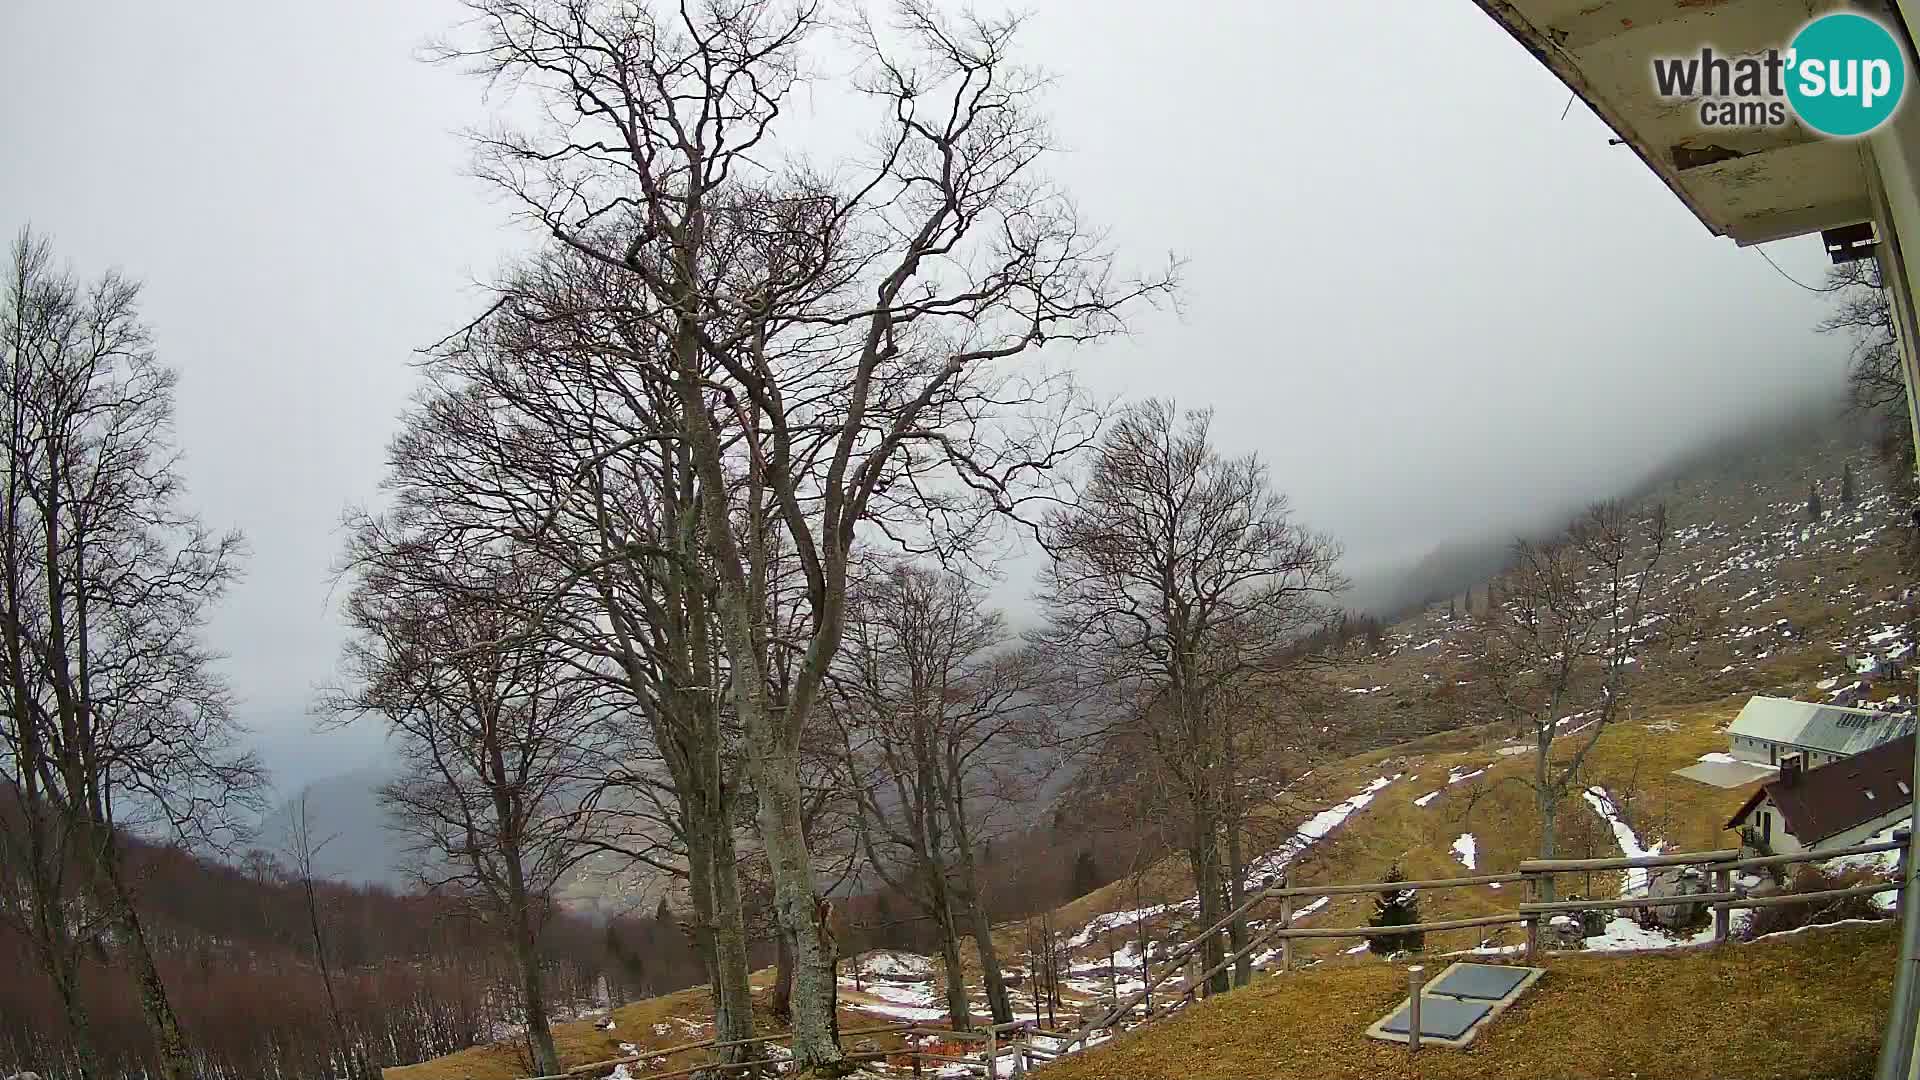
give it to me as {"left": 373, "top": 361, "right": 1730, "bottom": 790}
{"left": 1451, "top": 833, "right": 1478, "bottom": 871}
{"left": 1243, "top": 774, "right": 1402, "bottom": 886}
{"left": 851, "top": 950, "right": 934, "bottom": 979}
{"left": 1583, "top": 917, "right": 1721, "bottom": 952}
{"left": 1496, "top": 744, "right": 1531, "bottom": 756}
{"left": 1583, "top": 787, "right": 1662, "bottom": 896}
{"left": 1414, "top": 763, "right": 1493, "bottom": 809}
{"left": 854, "top": 998, "right": 953, "bottom": 1022}
{"left": 1066, "top": 905, "right": 1176, "bottom": 949}
{"left": 1696, "top": 752, "right": 1740, "bottom": 765}
{"left": 1749, "top": 917, "right": 1889, "bottom": 944}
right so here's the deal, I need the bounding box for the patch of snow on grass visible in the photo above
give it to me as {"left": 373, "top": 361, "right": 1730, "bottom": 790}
{"left": 863, "top": 982, "right": 934, "bottom": 1007}
{"left": 1696, "top": 752, "right": 1739, "bottom": 764}
{"left": 855, "top": 999, "right": 954, "bottom": 1022}
{"left": 1293, "top": 896, "right": 1329, "bottom": 920}
{"left": 1243, "top": 775, "right": 1401, "bottom": 885}
{"left": 1748, "top": 917, "right": 1889, "bottom": 944}
{"left": 1496, "top": 745, "right": 1531, "bottom": 756}
{"left": 1582, "top": 917, "right": 1720, "bottom": 952}
{"left": 1583, "top": 787, "right": 1662, "bottom": 896}
{"left": 1451, "top": 833, "right": 1477, "bottom": 871}
{"left": 1066, "top": 906, "right": 1174, "bottom": 949}
{"left": 852, "top": 950, "right": 934, "bottom": 979}
{"left": 1414, "top": 763, "right": 1492, "bottom": 808}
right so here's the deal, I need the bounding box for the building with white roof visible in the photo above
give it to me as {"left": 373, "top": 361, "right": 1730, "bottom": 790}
{"left": 1727, "top": 695, "right": 1916, "bottom": 770}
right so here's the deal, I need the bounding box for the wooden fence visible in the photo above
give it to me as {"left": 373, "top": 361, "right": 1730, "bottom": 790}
{"left": 521, "top": 1018, "right": 1069, "bottom": 1080}
{"left": 523, "top": 834, "right": 1910, "bottom": 1079}
{"left": 1064, "top": 833, "right": 1910, "bottom": 1052}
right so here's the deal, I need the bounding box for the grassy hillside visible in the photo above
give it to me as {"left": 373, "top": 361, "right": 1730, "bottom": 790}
{"left": 1040, "top": 922, "right": 1896, "bottom": 1080}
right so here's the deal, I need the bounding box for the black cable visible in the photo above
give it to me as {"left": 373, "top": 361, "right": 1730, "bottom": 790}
{"left": 1755, "top": 246, "right": 1830, "bottom": 293}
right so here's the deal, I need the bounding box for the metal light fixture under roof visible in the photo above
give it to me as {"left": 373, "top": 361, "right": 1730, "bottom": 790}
{"left": 1823, "top": 222, "right": 1878, "bottom": 264}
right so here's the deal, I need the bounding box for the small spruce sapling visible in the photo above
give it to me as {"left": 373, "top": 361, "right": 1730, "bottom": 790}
{"left": 1368, "top": 864, "right": 1424, "bottom": 956}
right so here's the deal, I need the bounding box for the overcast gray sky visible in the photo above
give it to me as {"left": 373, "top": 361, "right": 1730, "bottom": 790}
{"left": 0, "top": 1, "right": 1848, "bottom": 794}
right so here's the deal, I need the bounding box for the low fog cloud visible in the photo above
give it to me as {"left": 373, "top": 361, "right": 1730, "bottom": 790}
{"left": 0, "top": 1, "right": 1848, "bottom": 792}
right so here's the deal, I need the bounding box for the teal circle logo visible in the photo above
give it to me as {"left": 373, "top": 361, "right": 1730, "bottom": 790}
{"left": 1786, "top": 13, "right": 1907, "bottom": 137}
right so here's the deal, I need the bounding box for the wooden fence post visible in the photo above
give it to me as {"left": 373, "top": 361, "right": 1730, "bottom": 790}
{"left": 987, "top": 1026, "right": 998, "bottom": 1080}
{"left": 1897, "top": 830, "right": 1911, "bottom": 918}
{"left": 1524, "top": 874, "right": 1541, "bottom": 962}
{"left": 1713, "top": 865, "right": 1732, "bottom": 942}
{"left": 913, "top": 1037, "right": 923, "bottom": 1080}
{"left": 1279, "top": 885, "right": 1294, "bottom": 973}
{"left": 1407, "top": 965, "right": 1426, "bottom": 1059}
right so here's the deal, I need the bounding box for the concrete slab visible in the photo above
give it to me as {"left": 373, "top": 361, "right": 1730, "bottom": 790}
{"left": 1674, "top": 760, "right": 1778, "bottom": 789}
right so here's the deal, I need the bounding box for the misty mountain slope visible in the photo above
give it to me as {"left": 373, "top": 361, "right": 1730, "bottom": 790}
{"left": 1351, "top": 394, "right": 1868, "bottom": 622}
{"left": 1317, "top": 417, "right": 1909, "bottom": 755}
{"left": 255, "top": 765, "right": 409, "bottom": 888}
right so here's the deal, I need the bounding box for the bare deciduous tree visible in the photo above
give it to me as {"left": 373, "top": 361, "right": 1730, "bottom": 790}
{"left": 1820, "top": 259, "right": 1916, "bottom": 496}
{"left": 0, "top": 228, "right": 261, "bottom": 1080}
{"left": 283, "top": 793, "right": 373, "bottom": 1080}
{"left": 332, "top": 549, "right": 611, "bottom": 1078}
{"left": 1466, "top": 501, "right": 1673, "bottom": 902}
{"left": 1035, "top": 400, "right": 1342, "bottom": 995}
{"left": 833, "top": 560, "right": 1039, "bottom": 1027}
{"left": 433, "top": 1, "right": 1173, "bottom": 1066}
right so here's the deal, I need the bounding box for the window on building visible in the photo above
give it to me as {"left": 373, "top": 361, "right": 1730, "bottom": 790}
{"left": 1761, "top": 812, "right": 1772, "bottom": 844}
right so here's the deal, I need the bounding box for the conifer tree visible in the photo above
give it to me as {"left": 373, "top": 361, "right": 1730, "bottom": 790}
{"left": 1071, "top": 850, "right": 1102, "bottom": 899}
{"left": 1367, "top": 864, "right": 1423, "bottom": 956}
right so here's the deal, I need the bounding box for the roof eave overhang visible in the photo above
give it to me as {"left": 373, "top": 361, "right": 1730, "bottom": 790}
{"left": 1469, "top": 0, "right": 1880, "bottom": 247}
{"left": 1473, "top": 0, "right": 1732, "bottom": 238}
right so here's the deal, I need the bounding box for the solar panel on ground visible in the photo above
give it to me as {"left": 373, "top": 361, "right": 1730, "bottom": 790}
{"left": 1426, "top": 963, "right": 1531, "bottom": 1001}
{"left": 1377, "top": 998, "right": 1490, "bottom": 1041}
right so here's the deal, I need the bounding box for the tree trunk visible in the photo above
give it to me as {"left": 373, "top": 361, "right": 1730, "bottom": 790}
{"left": 686, "top": 805, "right": 757, "bottom": 1066}
{"left": 1225, "top": 813, "right": 1250, "bottom": 988}
{"left": 734, "top": 691, "right": 842, "bottom": 1070}
{"left": 934, "top": 890, "right": 971, "bottom": 1031}
{"left": 940, "top": 767, "right": 1012, "bottom": 1024}
{"left": 505, "top": 870, "right": 560, "bottom": 1077}
{"left": 307, "top": 881, "right": 367, "bottom": 1080}
{"left": 960, "top": 889, "right": 1014, "bottom": 1025}
{"left": 772, "top": 927, "right": 795, "bottom": 1021}
{"left": 1187, "top": 815, "right": 1228, "bottom": 997}
{"left": 46, "top": 951, "right": 99, "bottom": 1080}
{"left": 1537, "top": 786, "right": 1560, "bottom": 904}
{"left": 669, "top": 283, "right": 841, "bottom": 1071}
{"left": 89, "top": 831, "right": 195, "bottom": 1080}
{"left": 707, "top": 810, "right": 758, "bottom": 1064}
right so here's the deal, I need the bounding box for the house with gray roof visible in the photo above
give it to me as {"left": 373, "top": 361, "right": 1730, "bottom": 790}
{"left": 1726, "top": 696, "right": 1915, "bottom": 771}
